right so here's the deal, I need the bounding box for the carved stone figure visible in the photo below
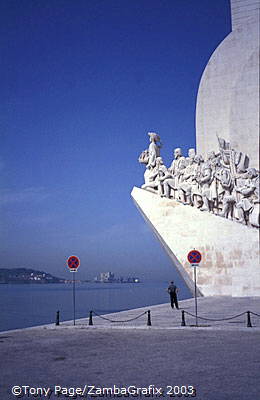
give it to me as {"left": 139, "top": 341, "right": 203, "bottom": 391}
{"left": 215, "top": 167, "right": 235, "bottom": 218}
{"left": 198, "top": 152, "right": 217, "bottom": 212}
{"left": 163, "top": 148, "right": 186, "bottom": 199}
{"left": 147, "top": 132, "right": 161, "bottom": 169}
{"left": 142, "top": 157, "right": 168, "bottom": 196}
{"left": 191, "top": 155, "right": 204, "bottom": 208}
{"left": 235, "top": 168, "right": 259, "bottom": 226}
{"left": 138, "top": 134, "right": 259, "bottom": 229}
{"left": 185, "top": 148, "right": 196, "bottom": 164}
{"left": 217, "top": 136, "right": 249, "bottom": 173}
{"left": 178, "top": 149, "right": 198, "bottom": 205}
{"left": 139, "top": 132, "right": 162, "bottom": 186}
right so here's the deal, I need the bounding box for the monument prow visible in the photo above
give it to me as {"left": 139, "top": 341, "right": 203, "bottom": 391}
{"left": 131, "top": 186, "right": 259, "bottom": 297}
{"left": 132, "top": 190, "right": 203, "bottom": 298}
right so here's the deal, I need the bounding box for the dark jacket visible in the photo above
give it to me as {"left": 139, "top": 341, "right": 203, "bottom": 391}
{"left": 168, "top": 284, "right": 177, "bottom": 295}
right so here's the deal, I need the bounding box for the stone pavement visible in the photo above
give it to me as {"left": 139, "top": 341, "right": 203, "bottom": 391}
{"left": 1, "top": 296, "right": 260, "bottom": 400}
{"left": 62, "top": 295, "right": 260, "bottom": 330}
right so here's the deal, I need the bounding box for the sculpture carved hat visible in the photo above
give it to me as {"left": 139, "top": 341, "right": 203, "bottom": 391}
{"left": 148, "top": 132, "right": 160, "bottom": 142}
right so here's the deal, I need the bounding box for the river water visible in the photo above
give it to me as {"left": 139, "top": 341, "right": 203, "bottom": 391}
{"left": 0, "top": 281, "right": 191, "bottom": 331}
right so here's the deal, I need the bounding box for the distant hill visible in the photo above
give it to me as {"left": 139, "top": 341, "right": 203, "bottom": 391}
{"left": 0, "top": 268, "right": 65, "bottom": 284}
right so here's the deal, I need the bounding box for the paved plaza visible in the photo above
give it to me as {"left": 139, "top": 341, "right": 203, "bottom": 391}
{"left": 1, "top": 296, "right": 260, "bottom": 400}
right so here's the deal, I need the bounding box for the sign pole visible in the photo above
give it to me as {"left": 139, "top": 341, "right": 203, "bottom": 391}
{"left": 67, "top": 255, "right": 80, "bottom": 327}
{"left": 194, "top": 266, "right": 198, "bottom": 327}
{"left": 73, "top": 271, "right": 76, "bottom": 326}
{"left": 187, "top": 250, "right": 202, "bottom": 328}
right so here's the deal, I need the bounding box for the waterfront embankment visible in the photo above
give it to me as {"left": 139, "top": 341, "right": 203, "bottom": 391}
{"left": 1, "top": 296, "right": 260, "bottom": 400}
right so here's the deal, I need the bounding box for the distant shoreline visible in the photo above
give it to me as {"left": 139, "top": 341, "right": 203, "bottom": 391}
{"left": 0, "top": 268, "right": 141, "bottom": 284}
{"left": 0, "top": 280, "right": 141, "bottom": 285}
{"left": 0, "top": 281, "right": 65, "bottom": 285}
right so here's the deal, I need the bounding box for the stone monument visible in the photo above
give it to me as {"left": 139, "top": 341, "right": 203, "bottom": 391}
{"left": 196, "top": 0, "right": 259, "bottom": 170}
{"left": 131, "top": 0, "right": 260, "bottom": 297}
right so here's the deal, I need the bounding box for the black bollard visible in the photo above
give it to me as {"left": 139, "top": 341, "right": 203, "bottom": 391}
{"left": 56, "top": 310, "right": 60, "bottom": 326}
{"left": 147, "top": 310, "right": 152, "bottom": 326}
{"left": 181, "top": 310, "right": 186, "bottom": 327}
{"left": 89, "top": 310, "right": 93, "bottom": 326}
{"left": 247, "top": 311, "right": 252, "bottom": 327}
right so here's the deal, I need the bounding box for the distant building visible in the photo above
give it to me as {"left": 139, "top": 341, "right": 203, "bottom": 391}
{"left": 95, "top": 272, "right": 140, "bottom": 283}
{"left": 100, "top": 272, "right": 115, "bottom": 283}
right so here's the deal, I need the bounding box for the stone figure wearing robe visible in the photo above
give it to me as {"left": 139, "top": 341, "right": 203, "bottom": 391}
{"left": 163, "top": 148, "right": 186, "bottom": 199}
{"left": 199, "top": 152, "right": 219, "bottom": 212}
{"left": 235, "top": 168, "right": 259, "bottom": 227}
{"left": 215, "top": 167, "right": 235, "bottom": 218}
{"left": 191, "top": 155, "right": 204, "bottom": 208}
{"left": 142, "top": 157, "right": 168, "bottom": 196}
{"left": 140, "top": 132, "right": 161, "bottom": 185}
{"left": 178, "top": 149, "right": 198, "bottom": 205}
{"left": 147, "top": 132, "right": 161, "bottom": 169}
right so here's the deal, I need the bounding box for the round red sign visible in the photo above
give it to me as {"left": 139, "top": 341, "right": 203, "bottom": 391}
{"left": 67, "top": 255, "right": 80, "bottom": 270}
{"left": 187, "top": 250, "right": 202, "bottom": 264}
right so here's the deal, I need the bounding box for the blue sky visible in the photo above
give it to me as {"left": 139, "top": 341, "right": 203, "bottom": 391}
{"left": 1, "top": 0, "right": 231, "bottom": 282}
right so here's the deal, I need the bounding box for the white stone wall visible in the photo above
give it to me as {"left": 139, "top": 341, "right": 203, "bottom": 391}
{"left": 132, "top": 187, "right": 260, "bottom": 297}
{"left": 231, "top": 0, "right": 260, "bottom": 29}
{"left": 196, "top": 0, "right": 259, "bottom": 169}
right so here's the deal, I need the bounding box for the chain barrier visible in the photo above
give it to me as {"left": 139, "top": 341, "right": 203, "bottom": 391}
{"left": 250, "top": 311, "right": 260, "bottom": 318}
{"left": 55, "top": 308, "right": 260, "bottom": 327}
{"left": 184, "top": 310, "right": 246, "bottom": 322}
{"left": 91, "top": 310, "right": 148, "bottom": 323}
{"left": 181, "top": 309, "right": 260, "bottom": 328}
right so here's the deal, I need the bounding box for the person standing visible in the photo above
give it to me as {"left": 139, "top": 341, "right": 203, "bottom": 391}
{"left": 167, "top": 281, "right": 179, "bottom": 309}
